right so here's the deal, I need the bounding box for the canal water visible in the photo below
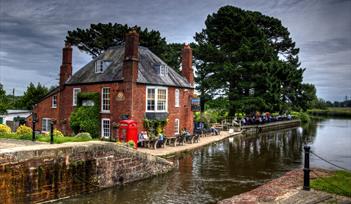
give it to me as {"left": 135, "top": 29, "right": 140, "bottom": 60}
{"left": 58, "top": 117, "right": 351, "bottom": 204}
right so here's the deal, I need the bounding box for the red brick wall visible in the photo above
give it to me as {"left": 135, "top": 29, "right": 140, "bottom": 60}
{"left": 34, "top": 82, "right": 194, "bottom": 137}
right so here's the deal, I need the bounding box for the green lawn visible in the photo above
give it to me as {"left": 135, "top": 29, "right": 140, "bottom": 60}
{"left": 311, "top": 170, "right": 351, "bottom": 197}
{"left": 308, "top": 107, "right": 351, "bottom": 117}
{"left": 0, "top": 133, "right": 93, "bottom": 144}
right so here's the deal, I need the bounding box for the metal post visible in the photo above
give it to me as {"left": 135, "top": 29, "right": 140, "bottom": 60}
{"left": 303, "top": 145, "right": 310, "bottom": 190}
{"left": 50, "top": 121, "right": 54, "bottom": 144}
{"left": 32, "top": 121, "right": 36, "bottom": 141}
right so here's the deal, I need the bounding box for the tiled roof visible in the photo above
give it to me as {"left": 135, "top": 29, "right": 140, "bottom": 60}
{"left": 66, "top": 46, "right": 193, "bottom": 88}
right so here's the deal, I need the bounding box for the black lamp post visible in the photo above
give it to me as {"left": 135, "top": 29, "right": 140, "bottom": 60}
{"left": 50, "top": 121, "right": 54, "bottom": 144}
{"left": 32, "top": 113, "right": 37, "bottom": 142}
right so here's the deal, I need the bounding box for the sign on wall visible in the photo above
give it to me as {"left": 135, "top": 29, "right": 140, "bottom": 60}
{"left": 191, "top": 98, "right": 201, "bottom": 112}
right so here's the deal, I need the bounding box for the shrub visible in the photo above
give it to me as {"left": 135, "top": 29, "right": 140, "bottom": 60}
{"left": 127, "top": 140, "right": 135, "bottom": 148}
{"left": 75, "top": 132, "right": 92, "bottom": 140}
{"left": 16, "top": 125, "right": 32, "bottom": 135}
{"left": 0, "top": 124, "right": 11, "bottom": 134}
{"left": 291, "top": 111, "right": 310, "bottom": 123}
{"left": 42, "top": 128, "right": 64, "bottom": 137}
{"left": 54, "top": 129, "right": 64, "bottom": 137}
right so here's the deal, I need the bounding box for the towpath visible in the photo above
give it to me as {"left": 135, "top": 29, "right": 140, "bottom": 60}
{"left": 137, "top": 131, "right": 242, "bottom": 157}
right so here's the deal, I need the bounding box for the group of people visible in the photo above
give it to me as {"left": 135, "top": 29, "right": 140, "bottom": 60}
{"left": 240, "top": 112, "right": 292, "bottom": 126}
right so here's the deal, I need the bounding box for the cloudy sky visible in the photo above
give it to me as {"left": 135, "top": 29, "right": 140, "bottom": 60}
{"left": 0, "top": 0, "right": 350, "bottom": 101}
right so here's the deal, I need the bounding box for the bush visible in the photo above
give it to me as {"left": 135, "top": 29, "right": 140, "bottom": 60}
{"left": 291, "top": 111, "right": 310, "bottom": 123}
{"left": 0, "top": 124, "right": 11, "bottom": 133}
{"left": 127, "top": 140, "right": 135, "bottom": 148}
{"left": 75, "top": 132, "right": 92, "bottom": 140}
{"left": 42, "top": 128, "right": 64, "bottom": 137}
{"left": 16, "top": 125, "right": 32, "bottom": 135}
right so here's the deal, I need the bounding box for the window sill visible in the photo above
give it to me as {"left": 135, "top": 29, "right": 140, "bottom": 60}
{"left": 100, "top": 111, "right": 111, "bottom": 114}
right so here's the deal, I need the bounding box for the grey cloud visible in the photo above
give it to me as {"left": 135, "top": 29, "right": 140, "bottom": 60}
{"left": 0, "top": 0, "right": 350, "bottom": 101}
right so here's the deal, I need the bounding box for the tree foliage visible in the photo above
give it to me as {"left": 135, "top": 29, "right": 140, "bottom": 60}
{"left": 0, "top": 83, "right": 8, "bottom": 114}
{"left": 18, "top": 83, "right": 48, "bottom": 110}
{"left": 69, "top": 92, "right": 100, "bottom": 138}
{"left": 194, "top": 6, "right": 306, "bottom": 115}
{"left": 66, "top": 23, "right": 182, "bottom": 71}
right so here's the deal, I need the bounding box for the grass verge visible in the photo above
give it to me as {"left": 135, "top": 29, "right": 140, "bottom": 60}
{"left": 311, "top": 170, "right": 351, "bottom": 197}
{"left": 308, "top": 107, "right": 351, "bottom": 117}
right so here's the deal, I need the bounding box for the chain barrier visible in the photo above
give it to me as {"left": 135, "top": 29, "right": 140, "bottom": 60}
{"left": 310, "top": 150, "right": 350, "bottom": 172}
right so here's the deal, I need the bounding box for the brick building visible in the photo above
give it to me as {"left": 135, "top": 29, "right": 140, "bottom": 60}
{"left": 33, "top": 31, "right": 194, "bottom": 138}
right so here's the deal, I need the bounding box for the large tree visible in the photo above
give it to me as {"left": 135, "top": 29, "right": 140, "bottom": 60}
{"left": 0, "top": 83, "right": 8, "bottom": 114}
{"left": 66, "top": 23, "right": 181, "bottom": 70}
{"left": 18, "top": 83, "right": 48, "bottom": 110}
{"left": 194, "top": 6, "right": 305, "bottom": 115}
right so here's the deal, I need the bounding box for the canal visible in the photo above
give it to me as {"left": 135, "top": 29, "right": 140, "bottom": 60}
{"left": 58, "top": 117, "right": 351, "bottom": 204}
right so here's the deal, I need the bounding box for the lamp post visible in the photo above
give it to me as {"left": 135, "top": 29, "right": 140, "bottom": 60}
{"left": 32, "top": 113, "right": 37, "bottom": 141}
{"left": 50, "top": 121, "right": 54, "bottom": 144}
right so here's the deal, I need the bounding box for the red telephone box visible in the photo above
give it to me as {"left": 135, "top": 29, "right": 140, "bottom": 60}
{"left": 118, "top": 120, "right": 138, "bottom": 149}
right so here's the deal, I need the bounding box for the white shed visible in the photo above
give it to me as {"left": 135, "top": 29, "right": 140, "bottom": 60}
{"left": 0, "top": 109, "right": 31, "bottom": 124}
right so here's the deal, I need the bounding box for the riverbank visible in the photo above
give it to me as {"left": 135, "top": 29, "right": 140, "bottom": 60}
{"left": 137, "top": 131, "right": 242, "bottom": 157}
{"left": 242, "top": 119, "right": 301, "bottom": 134}
{"left": 0, "top": 141, "right": 175, "bottom": 203}
{"left": 219, "top": 169, "right": 351, "bottom": 204}
{"left": 308, "top": 107, "right": 351, "bottom": 117}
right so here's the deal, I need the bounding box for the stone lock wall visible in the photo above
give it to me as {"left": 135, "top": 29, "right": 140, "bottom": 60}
{"left": 0, "top": 142, "right": 174, "bottom": 203}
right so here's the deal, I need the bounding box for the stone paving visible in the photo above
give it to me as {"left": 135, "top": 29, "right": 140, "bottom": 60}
{"left": 0, "top": 138, "right": 45, "bottom": 149}
{"left": 218, "top": 169, "right": 351, "bottom": 204}
{"left": 137, "top": 131, "right": 242, "bottom": 157}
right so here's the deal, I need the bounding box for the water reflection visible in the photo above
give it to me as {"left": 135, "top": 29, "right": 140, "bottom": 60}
{"left": 58, "top": 118, "right": 350, "bottom": 204}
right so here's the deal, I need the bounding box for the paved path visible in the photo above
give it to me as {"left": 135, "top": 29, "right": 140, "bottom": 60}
{"left": 219, "top": 169, "right": 351, "bottom": 204}
{"left": 0, "top": 138, "right": 45, "bottom": 149}
{"left": 137, "top": 131, "right": 242, "bottom": 157}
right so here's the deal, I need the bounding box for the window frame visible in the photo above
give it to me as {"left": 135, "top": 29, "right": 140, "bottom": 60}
{"left": 95, "top": 60, "right": 112, "bottom": 73}
{"left": 42, "top": 118, "right": 51, "bottom": 132}
{"left": 145, "top": 86, "right": 168, "bottom": 112}
{"left": 101, "top": 87, "right": 111, "bottom": 113}
{"left": 174, "top": 118, "right": 180, "bottom": 135}
{"left": 52, "top": 95, "right": 57, "bottom": 108}
{"left": 72, "top": 88, "right": 81, "bottom": 106}
{"left": 101, "top": 118, "right": 111, "bottom": 138}
{"left": 175, "top": 89, "right": 180, "bottom": 107}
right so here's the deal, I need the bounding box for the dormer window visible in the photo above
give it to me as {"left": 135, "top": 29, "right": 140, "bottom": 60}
{"left": 95, "top": 60, "right": 112, "bottom": 73}
{"left": 155, "top": 64, "right": 168, "bottom": 76}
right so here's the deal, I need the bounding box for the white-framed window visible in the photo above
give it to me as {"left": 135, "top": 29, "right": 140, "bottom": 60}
{"left": 101, "top": 118, "right": 110, "bottom": 138}
{"left": 95, "top": 60, "right": 112, "bottom": 73}
{"left": 175, "top": 89, "right": 180, "bottom": 107}
{"left": 146, "top": 86, "right": 168, "bottom": 112}
{"left": 155, "top": 64, "right": 168, "bottom": 76}
{"left": 101, "top": 87, "right": 110, "bottom": 112}
{"left": 174, "top": 119, "right": 180, "bottom": 134}
{"left": 52, "top": 95, "right": 57, "bottom": 108}
{"left": 73, "top": 88, "right": 81, "bottom": 106}
{"left": 42, "top": 118, "right": 51, "bottom": 132}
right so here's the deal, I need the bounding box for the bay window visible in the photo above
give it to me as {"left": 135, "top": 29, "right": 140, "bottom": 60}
{"left": 146, "top": 86, "right": 168, "bottom": 112}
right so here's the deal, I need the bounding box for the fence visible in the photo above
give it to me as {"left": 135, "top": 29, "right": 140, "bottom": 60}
{"left": 303, "top": 145, "right": 350, "bottom": 192}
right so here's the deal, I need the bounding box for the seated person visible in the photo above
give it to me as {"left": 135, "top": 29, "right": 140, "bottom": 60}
{"left": 210, "top": 125, "right": 219, "bottom": 135}
{"left": 157, "top": 133, "right": 164, "bottom": 148}
{"left": 181, "top": 128, "right": 191, "bottom": 141}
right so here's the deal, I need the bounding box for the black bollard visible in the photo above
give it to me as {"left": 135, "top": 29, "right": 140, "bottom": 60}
{"left": 32, "top": 121, "right": 36, "bottom": 141}
{"left": 303, "top": 145, "right": 311, "bottom": 190}
{"left": 50, "top": 121, "right": 54, "bottom": 144}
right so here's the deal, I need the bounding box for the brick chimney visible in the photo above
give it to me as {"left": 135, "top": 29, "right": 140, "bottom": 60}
{"left": 123, "top": 30, "right": 140, "bottom": 119}
{"left": 123, "top": 30, "right": 139, "bottom": 82}
{"left": 181, "top": 44, "right": 194, "bottom": 85}
{"left": 59, "top": 42, "right": 72, "bottom": 89}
